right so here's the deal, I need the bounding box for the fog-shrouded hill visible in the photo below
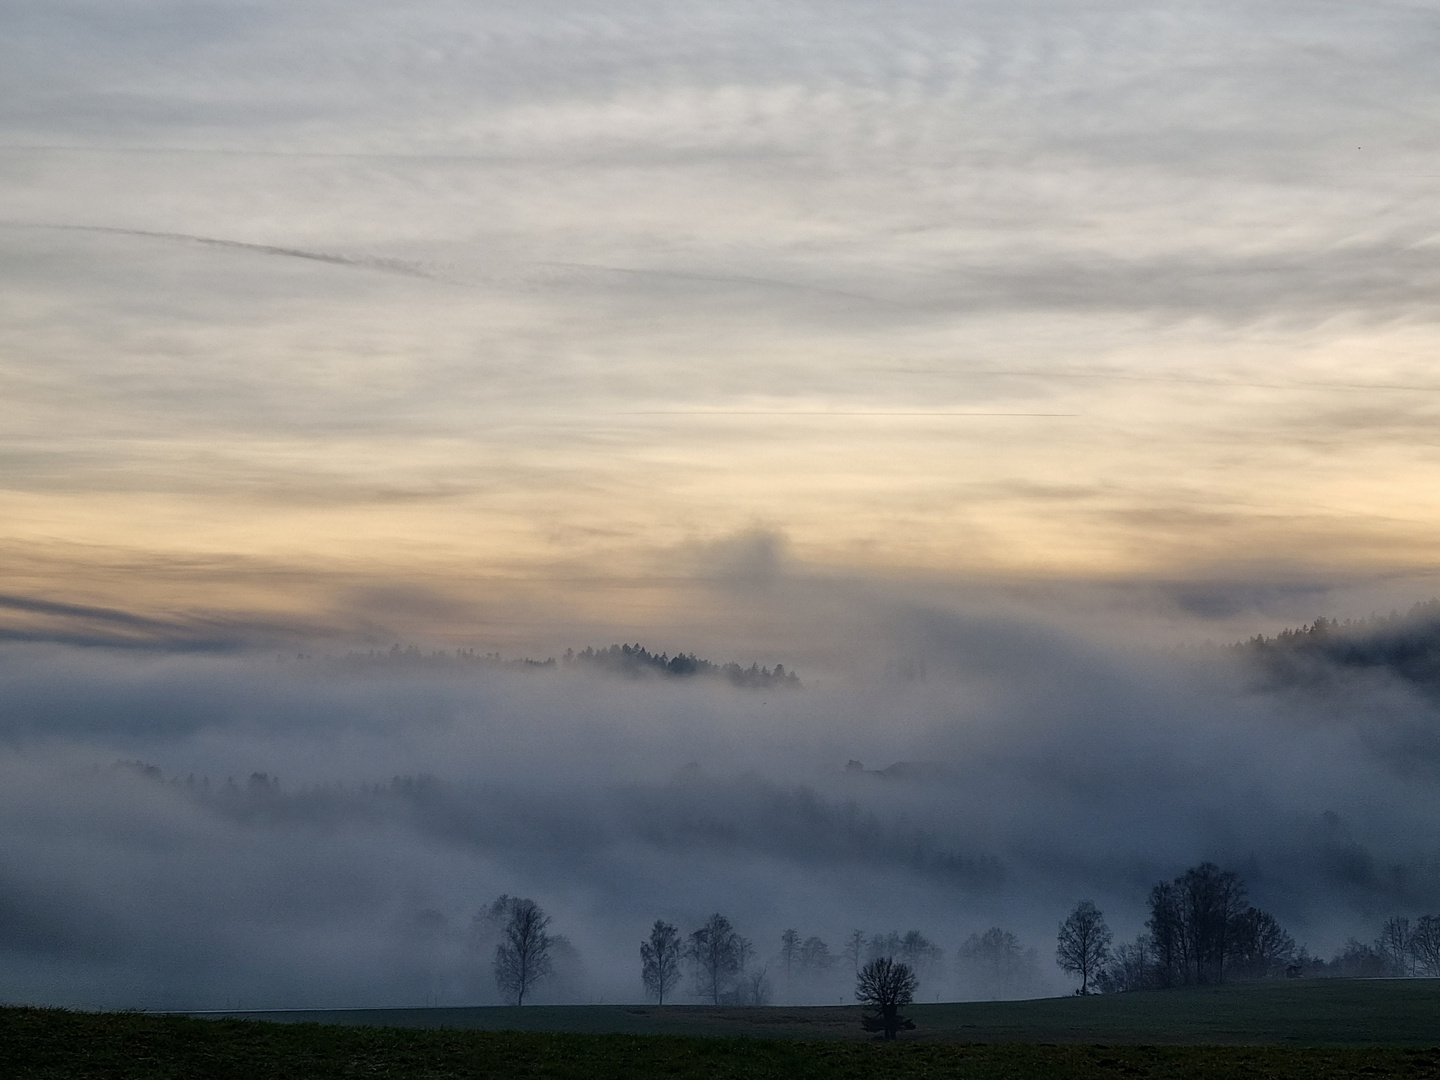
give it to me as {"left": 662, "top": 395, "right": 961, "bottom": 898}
{"left": 335, "top": 643, "right": 800, "bottom": 690}
{"left": 4, "top": 599, "right": 1440, "bottom": 1010}
{"left": 1236, "top": 601, "right": 1440, "bottom": 694}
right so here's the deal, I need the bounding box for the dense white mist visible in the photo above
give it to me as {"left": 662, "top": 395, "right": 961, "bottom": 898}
{"left": 3, "top": 597, "right": 1438, "bottom": 1010}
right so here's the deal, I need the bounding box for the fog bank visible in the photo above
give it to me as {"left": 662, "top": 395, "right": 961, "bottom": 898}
{"left": 3, "top": 600, "right": 1438, "bottom": 1009}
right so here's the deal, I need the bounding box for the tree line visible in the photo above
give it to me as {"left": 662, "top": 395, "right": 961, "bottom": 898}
{"left": 636, "top": 917, "right": 1044, "bottom": 1006}
{"left": 440, "top": 875, "right": 1440, "bottom": 1029}
{"left": 1057, "top": 863, "right": 1298, "bottom": 994}
{"left": 639, "top": 917, "right": 931, "bottom": 1040}
{"left": 290, "top": 641, "right": 805, "bottom": 688}
{"left": 562, "top": 644, "right": 800, "bottom": 688}
{"left": 1230, "top": 599, "right": 1440, "bottom": 693}
{"left": 640, "top": 914, "right": 770, "bottom": 1006}
{"left": 1057, "top": 861, "right": 1440, "bottom": 994}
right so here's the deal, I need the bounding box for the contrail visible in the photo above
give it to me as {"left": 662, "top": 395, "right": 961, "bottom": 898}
{"left": 880, "top": 366, "right": 1440, "bottom": 395}
{"left": 611, "top": 410, "right": 1077, "bottom": 417}
{"left": 4, "top": 222, "right": 878, "bottom": 301}
{"left": 0, "top": 221, "right": 460, "bottom": 283}
{"left": 0, "top": 592, "right": 181, "bottom": 632}
{"left": 538, "top": 259, "right": 895, "bottom": 306}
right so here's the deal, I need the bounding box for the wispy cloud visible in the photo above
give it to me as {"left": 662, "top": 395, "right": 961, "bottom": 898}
{"left": 4, "top": 1, "right": 1439, "bottom": 610}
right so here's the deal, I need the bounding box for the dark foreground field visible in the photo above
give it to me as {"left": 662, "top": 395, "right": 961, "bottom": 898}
{"left": 215, "top": 978, "right": 1440, "bottom": 1044}
{"left": 4, "top": 1008, "right": 1440, "bottom": 1080}
{"left": 3, "top": 981, "right": 1439, "bottom": 1079}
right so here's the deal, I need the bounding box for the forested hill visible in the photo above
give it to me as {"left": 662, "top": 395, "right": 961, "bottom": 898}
{"left": 340, "top": 642, "right": 800, "bottom": 689}
{"left": 1236, "top": 600, "right": 1440, "bottom": 691}
{"left": 562, "top": 644, "right": 800, "bottom": 688}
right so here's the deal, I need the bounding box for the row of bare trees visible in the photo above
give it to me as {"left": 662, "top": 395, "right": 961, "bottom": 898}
{"left": 1324, "top": 915, "right": 1440, "bottom": 978}
{"left": 1056, "top": 863, "right": 1299, "bottom": 994}
{"left": 1376, "top": 915, "right": 1440, "bottom": 976}
{"left": 641, "top": 919, "right": 1044, "bottom": 1005}
{"left": 639, "top": 917, "right": 926, "bottom": 1041}
{"left": 640, "top": 914, "right": 769, "bottom": 1005}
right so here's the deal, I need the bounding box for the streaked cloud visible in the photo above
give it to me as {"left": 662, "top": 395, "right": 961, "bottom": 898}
{"left": 2, "top": 0, "right": 1439, "bottom": 643}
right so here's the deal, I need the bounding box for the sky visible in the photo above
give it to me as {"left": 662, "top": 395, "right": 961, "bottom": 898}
{"left": 3, "top": 0, "right": 1440, "bottom": 653}
{"left": 3, "top": 0, "right": 1440, "bottom": 1010}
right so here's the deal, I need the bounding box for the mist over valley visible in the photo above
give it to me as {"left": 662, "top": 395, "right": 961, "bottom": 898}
{"left": 5, "top": 596, "right": 1440, "bottom": 1009}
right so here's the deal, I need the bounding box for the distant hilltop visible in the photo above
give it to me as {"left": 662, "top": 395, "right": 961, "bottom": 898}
{"left": 336, "top": 641, "right": 800, "bottom": 689}
{"left": 1233, "top": 599, "right": 1440, "bottom": 693}
{"left": 562, "top": 644, "right": 799, "bottom": 688}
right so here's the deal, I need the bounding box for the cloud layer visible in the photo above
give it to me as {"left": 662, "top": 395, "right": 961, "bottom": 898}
{"left": 4, "top": 0, "right": 1440, "bottom": 641}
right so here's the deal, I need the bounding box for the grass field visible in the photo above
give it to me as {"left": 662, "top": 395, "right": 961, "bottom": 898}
{"left": 4, "top": 981, "right": 1440, "bottom": 1078}
{"left": 211, "top": 978, "right": 1440, "bottom": 1045}
{"left": 4, "top": 1005, "right": 1440, "bottom": 1079}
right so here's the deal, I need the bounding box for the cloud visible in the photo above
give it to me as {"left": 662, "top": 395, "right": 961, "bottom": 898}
{"left": 4, "top": 0, "right": 1440, "bottom": 592}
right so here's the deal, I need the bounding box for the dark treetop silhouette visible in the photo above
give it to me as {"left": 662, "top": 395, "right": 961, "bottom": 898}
{"left": 855, "top": 956, "right": 918, "bottom": 1040}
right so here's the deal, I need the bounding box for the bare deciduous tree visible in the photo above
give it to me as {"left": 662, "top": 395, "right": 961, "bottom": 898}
{"left": 1097, "top": 935, "right": 1153, "bottom": 993}
{"left": 493, "top": 897, "right": 552, "bottom": 1006}
{"left": 1146, "top": 864, "right": 1274, "bottom": 987}
{"left": 779, "top": 928, "right": 801, "bottom": 983}
{"left": 1178, "top": 862, "right": 1246, "bottom": 984}
{"left": 1409, "top": 914, "right": 1440, "bottom": 976}
{"left": 688, "top": 913, "right": 743, "bottom": 1005}
{"left": 855, "top": 956, "right": 918, "bottom": 1040}
{"left": 956, "top": 927, "right": 1044, "bottom": 999}
{"left": 1227, "top": 906, "right": 1295, "bottom": 980}
{"left": 843, "top": 929, "right": 866, "bottom": 977}
{"left": 1147, "top": 881, "right": 1184, "bottom": 987}
{"left": 800, "top": 935, "right": 833, "bottom": 975}
{"left": 1378, "top": 916, "right": 1413, "bottom": 977}
{"left": 737, "top": 967, "right": 772, "bottom": 1005}
{"left": 640, "top": 919, "right": 683, "bottom": 1005}
{"left": 1056, "top": 900, "right": 1111, "bottom": 995}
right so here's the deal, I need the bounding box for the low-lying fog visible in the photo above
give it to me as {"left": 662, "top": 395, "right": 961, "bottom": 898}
{"left": 2, "top": 598, "right": 1438, "bottom": 1010}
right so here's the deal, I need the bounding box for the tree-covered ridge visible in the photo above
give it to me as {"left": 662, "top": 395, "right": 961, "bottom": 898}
{"left": 1235, "top": 600, "right": 1440, "bottom": 691}
{"left": 334, "top": 642, "right": 801, "bottom": 688}
{"left": 562, "top": 644, "right": 800, "bottom": 688}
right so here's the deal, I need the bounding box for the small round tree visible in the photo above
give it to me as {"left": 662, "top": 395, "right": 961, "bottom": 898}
{"left": 855, "top": 956, "right": 918, "bottom": 1040}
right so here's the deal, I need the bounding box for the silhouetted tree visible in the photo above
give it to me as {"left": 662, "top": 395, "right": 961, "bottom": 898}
{"left": 1332, "top": 938, "right": 1388, "bottom": 978}
{"left": 1146, "top": 863, "right": 1271, "bottom": 986}
{"left": 1178, "top": 862, "right": 1246, "bottom": 984}
{"left": 688, "top": 913, "right": 743, "bottom": 1004}
{"left": 856, "top": 956, "right": 918, "bottom": 1040}
{"left": 1097, "top": 935, "right": 1153, "bottom": 993}
{"left": 641, "top": 920, "right": 683, "bottom": 1005}
{"left": 493, "top": 897, "right": 552, "bottom": 1005}
{"left": 1056, "top": 900, "right": 1111, "bottom": 994}
{"left": 1146, "top": 881, "right": 1184, "bottom": 987}
{"left": 956, "top": 927, "right": 1044, "bottom": 999}
{"left": 735, "top": 967, "right": 772, "bottom": 1005}
{"left": 843, "top": 929, "right": 867, "bottom": 977}
{"left": 780, "top": 928, "right": 801, "bottom": 983}
{"left": 1409, "top": 915, "right": 1440, "bottom": 976}
{"left": 898, "top": 929, "right": 944, "bottom": 982}
{"left": 1227, "top": 907, "right": 1295, "bottom": 980}
{"left": 867, "top": 931, "right": 903, "bottom": 962}
{"left": 544, "top": 934, "right": 587, "bottom": 1002}
{"left": 1378, "top": 916, "right": 1413, "bottom": 977}
{"left": 800, "top": 935, "right": 833, "bottom": 975}
{"left": 736, "top": 933, "right": 755, "bottom": 975}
